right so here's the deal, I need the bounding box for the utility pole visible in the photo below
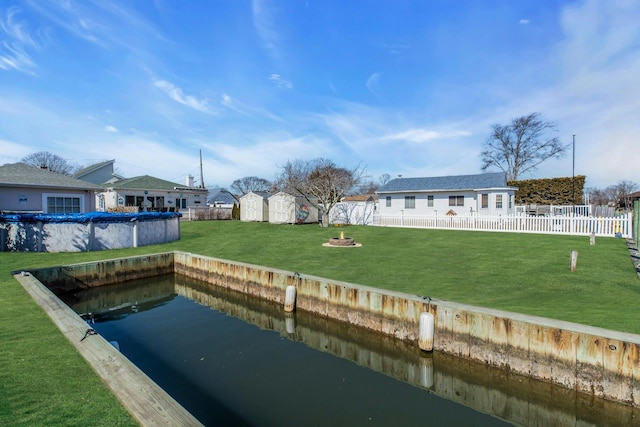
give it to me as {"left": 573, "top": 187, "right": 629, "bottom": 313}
{"left": 199, "top": 149, "right": 205, "bottom": 189}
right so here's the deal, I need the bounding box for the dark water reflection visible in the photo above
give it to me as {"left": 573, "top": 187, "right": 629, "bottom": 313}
{"left": 59, "top": 274, "right": 634, "bottom": 427}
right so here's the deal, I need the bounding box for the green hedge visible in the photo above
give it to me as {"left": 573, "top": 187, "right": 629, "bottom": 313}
{"left": 509, "top": 175, "right": 586, "bottom": 205}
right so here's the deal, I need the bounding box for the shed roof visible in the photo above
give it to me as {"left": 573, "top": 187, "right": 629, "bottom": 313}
{"left": 377, "top": 172, "right": 510, "bottom": 193}
{"left": 240, "top": 190, "right": 271, "bottom": 200}
{"left": 0, "top": 163, "right": 103, "bottom": 190}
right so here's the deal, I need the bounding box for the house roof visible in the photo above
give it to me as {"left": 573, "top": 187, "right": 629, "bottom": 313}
{"left": 107, "top": 175, "right": 206, "bottom": 192}
{"left": 207, "top": 188, "right": 237, "bottom": 205}
{"left": 0, "top": 163, "right": 103, "bottom": 190}
{"left": 377, "top": 172, "right": 512, "bottom": 193}
{"left": 73, "top": 159, "right": 115, "bottom": 179}
{"left": 342, "top": 194, "right": 378, "bottom": 202}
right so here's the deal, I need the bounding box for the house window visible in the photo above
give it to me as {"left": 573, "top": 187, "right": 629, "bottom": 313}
{"left": 481, "top": 194, "right": 489, "bottom": 209}
{"left": 405, "top": 196, "right": 415, "bottom": 209}
{"left": 448, "top": 196, "right": 464, "bottom": 206}
{"left": 509, "top": 195, "right": 513, "bottom": 209}
{"left": 427, "top": 195, "right": 434, "bottom": 207}
{"left": 46, "top": 196, "right": 81, "bottom": 214}
{"left": 386, "top": 196, "right": 391, "bottom": 207}
{"left": 176, "top": 198, "right": 187, "bottom": 209}
{"left": 496, "top": 194, "right": 503, "bottom": 209}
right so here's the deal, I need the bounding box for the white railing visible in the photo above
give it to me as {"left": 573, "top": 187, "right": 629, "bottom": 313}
{"left": 373, "top": 213, "right": 633, "bottom": 238}
{"left": 180, "top": 206, "right": 232, "bottom": 221}
{"left": 514, "top": 204, "right": 593, "bottom": 216}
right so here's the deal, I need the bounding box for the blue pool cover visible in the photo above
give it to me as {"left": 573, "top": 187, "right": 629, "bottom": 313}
{"left": 0, "top": 212, "right": 181, "bottom": 224}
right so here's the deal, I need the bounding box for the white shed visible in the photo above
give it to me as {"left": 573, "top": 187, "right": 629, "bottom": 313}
{"left": 268, "top": 192, "right": 318, "bottom": 224}
{"left": 240, "top": 191, "right": 270, "bottom": 222}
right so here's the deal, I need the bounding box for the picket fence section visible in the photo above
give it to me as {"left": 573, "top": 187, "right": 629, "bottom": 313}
{"left": 372, "top": 213, "right": 633, "bottom": 238}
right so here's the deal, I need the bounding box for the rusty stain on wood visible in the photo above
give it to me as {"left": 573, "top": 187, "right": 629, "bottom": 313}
{"left": 16, "top": 250, "right": 640, "bottom": 410}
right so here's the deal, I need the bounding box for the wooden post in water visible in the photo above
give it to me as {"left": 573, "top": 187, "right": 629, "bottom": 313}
{"left": 418, "top": 312, "right": 434, "bottom": 351}
{"left": 284, "top": 285, "right": 296, "bottom": 312}
{"left": 570, "top": 250, "right": 578, "bottom": 272}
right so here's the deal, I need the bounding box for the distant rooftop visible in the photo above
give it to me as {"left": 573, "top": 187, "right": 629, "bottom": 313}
{"left": 377, "top": 172, "right": 510, "bottom": 193}
{"left": 0, "top": 163, "right": 103, "bottom": 190}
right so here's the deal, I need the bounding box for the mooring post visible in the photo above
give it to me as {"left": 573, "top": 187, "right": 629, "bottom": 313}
{"left": 284, "top": 272, "right": 300, "bottom": 312}
{"left": 418, "top": 312, "right": 434, "bottom": 351}
{"left": 570, "top": 250, "right": 578, "bottom": 272}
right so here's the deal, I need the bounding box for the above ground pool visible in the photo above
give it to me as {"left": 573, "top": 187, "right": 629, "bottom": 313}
{"left": 0, "top": 212, "right": 181, "bottom": 252}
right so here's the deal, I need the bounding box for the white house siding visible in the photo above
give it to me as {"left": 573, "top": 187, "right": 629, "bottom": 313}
{"left": 379, "top": 190, "right": 515, "bottom": 217}
{"left": 100, "top": 189, "right": 206, "bottom": 212}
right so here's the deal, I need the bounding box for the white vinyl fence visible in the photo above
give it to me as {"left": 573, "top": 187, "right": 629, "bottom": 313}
{"left": 180, "top": 206, "right": 232, "bottom": 221}
{"left": 373, "top": 213, "right": 633, "bottom": 238}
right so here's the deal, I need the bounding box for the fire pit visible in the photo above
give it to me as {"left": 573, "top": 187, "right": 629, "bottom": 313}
{"left": 323, "top": 230, "right": 361, "bottom": 247}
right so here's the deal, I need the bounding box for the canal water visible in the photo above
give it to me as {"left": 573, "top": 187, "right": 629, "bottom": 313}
{"left": 59, "top": 274, "right": 632, "bottom": 427}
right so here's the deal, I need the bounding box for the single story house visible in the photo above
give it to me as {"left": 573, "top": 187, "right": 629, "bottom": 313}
{"left": 240, "top": 191, "right": 270, "bottom": 222}
{"left": 0, "top": 162, "right": 102, "bottom": 213}
{"left": 376, "top": 172, "right": 517, "bottom": 217}
{"left": 99, "top": 175, "right": 208, "bottom": 212}
{"left": 329, "top": 194, "right": 378, "bottom": 225}
{"left": 268, "top": 192, "right": 318, "bottom": 224}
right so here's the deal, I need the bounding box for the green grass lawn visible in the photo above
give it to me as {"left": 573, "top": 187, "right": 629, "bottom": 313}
{"left": 1, "top": 221, "right": 637, "bottom": 425}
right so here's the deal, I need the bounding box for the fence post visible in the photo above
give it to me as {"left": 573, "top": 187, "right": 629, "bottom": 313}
{"left": 634, "top": 201, "right": 639, "bottom": 246}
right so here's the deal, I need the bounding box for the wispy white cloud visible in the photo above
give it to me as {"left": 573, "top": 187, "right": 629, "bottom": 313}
{"left": 366, "top": 72, "right": 382, "bottom": 97}
{"left": 104, "top": 125, "right": 118, "bottom": 133}
{"left": 154, "top": 79, "right": 214, "bottom": 114}
{"left": 0, "top": 7, "right": 38, "bottom": 73}
{"left": 252, "top": 0, "right": 281, "bottom": 59}
{"left": 0, "top": 138, "right": 33, "bottom": 162}
{"left": 221, "top": 93, "right": 283, "bottom": 122}
{"left": 220, "top": 93, "right": 250, "bottom": 115}
{"left": 519, "top": 19, "right": 530, "bottom": 25}
{"left": 385, "top": 128, "right": 471, "bottom": 143}
{"left": 269, "top": 73, "right": 292, "bottom": 89}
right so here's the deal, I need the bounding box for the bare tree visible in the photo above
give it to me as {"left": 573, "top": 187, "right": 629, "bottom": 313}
{"left": 276, "top": 158, "right": 364, "bottom": 227}
{"left": 586, "top": 180, "right": 638, "bottom": 211}
{"left": 354, "top": 179, "right": 378, "bottom": 195}
{"left": 379, "top": 173, "right": 391, "bottom": 187}
{"left": 22, "top": 151, "right": 75, "bottom": 175}
{"left": 330, "top": 202, "right": 356, "bottom": 225}
{"left": 230, "top": 176, "right": 272, "bottom": 195}
{"left": 481, "top": 113, "right": 568, "bottom": 181}
{"left": 331, "top": 198, "right": 376, "bottom": 225}
{"left": 611, "top": 180, "right": 638, "bottom": 211}
{"left": 586, "top": 187, "right": 610, "bottom": 207}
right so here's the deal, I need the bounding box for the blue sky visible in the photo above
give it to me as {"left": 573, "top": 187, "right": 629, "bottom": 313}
{"left": 1, "top": 0, "right": 638, "bottom": 190}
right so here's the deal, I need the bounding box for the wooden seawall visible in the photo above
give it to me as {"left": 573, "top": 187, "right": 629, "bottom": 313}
{"left": 24, "top": 251, "right": 640, "bottom": 410}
